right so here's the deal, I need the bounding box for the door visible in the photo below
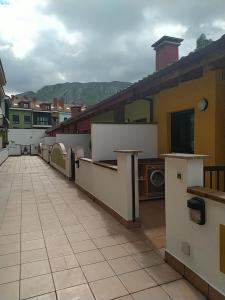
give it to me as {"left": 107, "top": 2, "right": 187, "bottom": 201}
{"left": 171, "top": 109, "right": 194, "bottom": 154}
{"left": 71, "top": 149, "right": 75, "bottom": 180}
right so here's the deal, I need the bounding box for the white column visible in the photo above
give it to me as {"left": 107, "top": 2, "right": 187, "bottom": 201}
{"left": 163, "top": 153, "right": 207, "bottom": 260}
{"left": 115, "top": 150, "right": 140, "bottom": 222}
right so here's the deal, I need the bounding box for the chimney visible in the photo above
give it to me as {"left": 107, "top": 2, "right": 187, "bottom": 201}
{"left": 59, "top": 99, "right": 64, "bottom": 108}
{"left": 71, "top": 105, "right": 82, "bottom": 117}
{"left": 53, "top": 98, "right": 58, "bottom": 108}
{"left": 151, "top": 36, "right": 183, "bottom": 71}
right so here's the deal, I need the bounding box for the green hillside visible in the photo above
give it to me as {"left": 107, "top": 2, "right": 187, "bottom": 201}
{"left": 16, "top": 81, "right": 131, "bottom": 106}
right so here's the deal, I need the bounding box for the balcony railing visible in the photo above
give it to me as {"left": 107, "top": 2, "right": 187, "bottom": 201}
{"left": 204, "top": 165, "right": 225, "bottom": 192}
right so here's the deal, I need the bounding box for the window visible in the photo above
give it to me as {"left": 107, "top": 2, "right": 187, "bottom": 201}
{"left": 24, "top": 115, "right": 31, "bottom": 123}
{"left": 23, "top": 103, "right": 29, "bottom": 108}
{"left": 12, "top": 115, "right": 19, "bottom": 123}
{"left": 36, "top": 116, "right": 50, "bottom": 125}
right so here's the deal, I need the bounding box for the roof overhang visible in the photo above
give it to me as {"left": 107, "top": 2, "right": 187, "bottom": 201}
{"left": 46, "top": 34, "right": 225, "bottom": 134}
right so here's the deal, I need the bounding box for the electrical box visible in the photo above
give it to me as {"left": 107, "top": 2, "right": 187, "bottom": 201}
{"left": 187, "top": 197, "right": 205, "bottom": 225}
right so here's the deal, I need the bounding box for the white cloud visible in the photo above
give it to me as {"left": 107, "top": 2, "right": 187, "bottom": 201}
{"left": 153, "top": 23, "right": 187, "bottom": 39}
{"left": 213, "top": 20, "right": 225, "bottom": 30}
{"left": 0, "top": 0, "right": 84, "bottom": 59}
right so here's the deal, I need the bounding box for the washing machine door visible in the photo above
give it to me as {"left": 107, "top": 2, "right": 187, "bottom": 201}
{"left": 149, "top": 169, "right": 165, "bottom": 188}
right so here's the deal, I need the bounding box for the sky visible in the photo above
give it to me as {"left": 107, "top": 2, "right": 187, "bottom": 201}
{"left": 0, "top": 0, "right": 225, "bottom": 95}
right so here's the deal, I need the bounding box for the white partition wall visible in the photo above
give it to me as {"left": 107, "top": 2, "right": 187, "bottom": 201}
{"left": 164, "top": 154, "right": 225, "bottom": 296}
{"left": 0, "top": 148, "right": 8, "bottom": 165}
{"left": 8, "top": 129, "right": 46, "bottom": 155}
{"left": 44, "top": 136, "right": 56, "bottom": 145}
{"left": 56, "top": 134, "right": 91, "bottom": 158}
{"left": 91, "top": 123, "right": 158, "bottom": 161}
{"left": 75, "top": 150, "right": 140, "bottom": 225}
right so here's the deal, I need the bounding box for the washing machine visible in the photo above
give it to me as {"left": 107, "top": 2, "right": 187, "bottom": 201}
{"left": 147, "top": 165, "right": 165, "bottom": 199}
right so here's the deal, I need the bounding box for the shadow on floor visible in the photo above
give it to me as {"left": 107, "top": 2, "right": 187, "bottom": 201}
{"left": 139, "top": 199, "right": 166, "bottom": 249}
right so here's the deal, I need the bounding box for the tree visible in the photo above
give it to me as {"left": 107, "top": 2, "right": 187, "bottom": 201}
{"left": 196, "top": 33, "right": 213, "bottom": 50}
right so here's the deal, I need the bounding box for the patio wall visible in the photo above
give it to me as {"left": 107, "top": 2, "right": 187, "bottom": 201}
{"left": 0, "top": 148, "right": 8, "bottom": 165}
{"left": 75, "top": 151, "right": 139, "bottom": 225}
{"left": 8, "top": 129, "right": 45, "bottom": 155}
{"left": 91, "top": 123, "right": 157, "bottom": 161}
{"left": 50, "top": 143, "right": 71, "bottom": 177}
{"left": 56, "top": 134, "right": 91, "bottom": 158}
{"left": 164, "top": 154, "right": 225, "bottom": 297}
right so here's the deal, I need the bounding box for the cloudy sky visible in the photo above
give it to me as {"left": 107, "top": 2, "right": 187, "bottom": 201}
{"left": 0, "top": 0, "right": 225, "bottom": 94}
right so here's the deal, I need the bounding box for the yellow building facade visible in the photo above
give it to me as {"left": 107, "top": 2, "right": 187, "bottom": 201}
{"left": 154, "top": 69, "right": 225, "bottom": 165}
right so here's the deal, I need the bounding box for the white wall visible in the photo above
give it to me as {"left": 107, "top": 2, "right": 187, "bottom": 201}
{"left": 0, "top": 148, "right": 8, "bottom": 165}
{"left": 43, "top": 136, "right": 56, "bottom": 145}
{"left": 165, "top": 155, "right": 225, "bottom": 296}
{"left": 8, "top": 129, "right": 46, "bottom": 155}
{"left": 8, "top": 144, "right": 21, "bottom": 156}
{"left": 56, "top": 134, "right": 91, "bottom": 158}
{"left": 75, "top": 152, "right": 139, "bottom": 222}
{"left": 91, "top": 123, "right": 157, "bottom": 161}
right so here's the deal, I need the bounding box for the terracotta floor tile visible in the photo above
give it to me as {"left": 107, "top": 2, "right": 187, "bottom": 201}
{"left": 90, "top": 276, "right": 128, "bottom": 300}
{"left": 108, "top": 256, "right": 141, "bottom": 275}
{"left": 0, "top": 252, "right": 20, "bottom": 268}
{"left": 147, "top": 263, "right": 182, "bottom": 284}
{"left": 57, "top": 284, "right": 94, "bottom": 300}
{"left": 132, "top": 286, "right": 172, "bottom": 300}
{"left": 0, "top": 265, "right": 20, "bottom": 284}
{"left": 82, "top": 261, "right": 115, "bottom": 282}
{"left": 0, "top": 242, "right": 20, "bottom": 255}
{"left": 162, "top": 279, "right": 206, "bottom": 300}
{"left": 49, "top": 255, "right": 79, "bottom": 272}
{"left": 21, "top": 248, "right": 48, "bottom": 264}
{"left": 53, "top": 267, "right": 86, "bottom": 290}
{"left": 71, "top": 239, "right": 97, "bottom": 253}
{"left": 93, "top": 236, "right": 119, "bottom": 248}
{"left": 133, "top": 250, "right": 164, "bottom": 268}
{"left": 100, "top": 245, "right": 129, "bottom": 260}
{"left": 119, "top": 269, "right": 157, "bottom": 293}
{"left": 0, "top": 281, "right": 19, "bottom": 300}
{"left": 121, "top": 240, "right": 152, "bottom": 254}
{"left": 21, "top": 239, "right": 45, "bottom": 251}
{"left": 21, "top": 260, "right": 51, "bottom": 279}
{"left": 25, "top": 292, "right": 57, "bottom": 300}
{"left": 76, "top": 249, "right": 105, "bottom": 266}
{"left": 20, "top": 274, "right": 55, "bottom": 299}
{"left": 0, "top": 234, "right": 20, "bottom": 245}
{"left": 21, "top": 231, "right": 43, "bottom": 242}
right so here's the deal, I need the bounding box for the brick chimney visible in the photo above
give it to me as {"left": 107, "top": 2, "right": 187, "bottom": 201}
{"left": 53, "top": 98, "right": 58, "bottom": 108}
{"left": 71, "top": 105, "right": 82, "bottom": 117}
{"left": 151, "top": 36, "right": 183, "bottom": 71}
{"left": 59, "top": 99, "right": 64, "bottom": 108}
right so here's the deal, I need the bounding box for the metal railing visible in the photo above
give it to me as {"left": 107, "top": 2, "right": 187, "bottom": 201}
{"left": 204, "top": 165, "right": 225, "bottom": 192}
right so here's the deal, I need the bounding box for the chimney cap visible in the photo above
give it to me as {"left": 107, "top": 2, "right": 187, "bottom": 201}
{"left": 151, "top": 36, "right": 183, "bottom": 50}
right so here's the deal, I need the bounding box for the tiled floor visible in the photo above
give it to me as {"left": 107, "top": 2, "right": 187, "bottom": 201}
{"left": 0, "top": 156, "right": 206, "bottom": 300}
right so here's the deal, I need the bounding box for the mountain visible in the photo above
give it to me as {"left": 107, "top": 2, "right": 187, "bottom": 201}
{"left": 16, "top": 81, "right": 131, "bottom": 106}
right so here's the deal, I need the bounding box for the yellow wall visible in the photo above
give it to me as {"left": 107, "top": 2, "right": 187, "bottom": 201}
{"left": 155, "top": 69, "right": 218, "bottom": 165}
{"left": 215, "top": 70, "right": 225, "bottom": 165}
{"left": 125, "top": 100, "right": 150, "bottom": 122}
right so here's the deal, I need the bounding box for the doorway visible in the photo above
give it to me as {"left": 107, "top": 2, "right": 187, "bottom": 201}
{"left": 70, "top": 149, "right": 75, "bottom": 180}
{"left": 171, "top": 109, "right": 194, "bottom": 153}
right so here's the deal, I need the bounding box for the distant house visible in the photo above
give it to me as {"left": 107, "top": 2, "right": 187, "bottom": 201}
{"left": 9, "top": 97, "right": 72, "bottom": 129}
{"left": 0, "top": 59, "right": 11, "bottom": 150}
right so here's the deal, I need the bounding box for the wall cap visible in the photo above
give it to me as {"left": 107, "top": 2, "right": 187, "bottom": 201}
{"left": 161, "top": 153, "right": 209, "bottom": 160}
{"left": 188, "top": 186, "right": 225, "bottom": 205}
{"left": 114, "top": 150, "right": 142, "bottom": 153}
